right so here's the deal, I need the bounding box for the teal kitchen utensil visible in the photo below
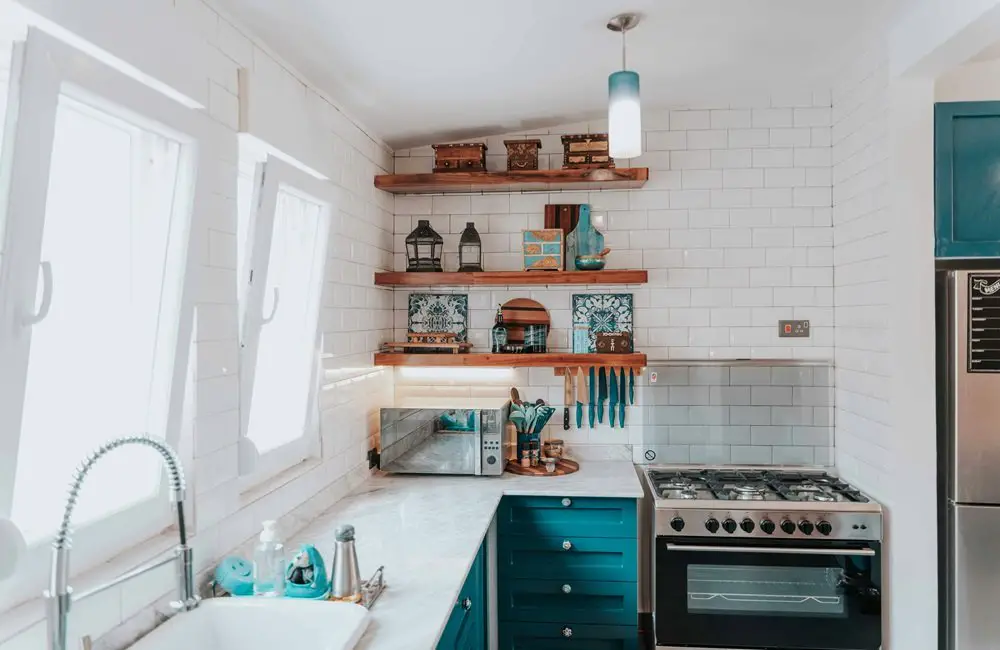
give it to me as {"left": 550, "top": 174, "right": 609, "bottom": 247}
{"left": 576, "top": 367, "right": 584, "bottom": 429}
{"left": 598, "top": 367, "right": 607, "bottom": 423}
{"left": 619, "top": 367, "right": 627, "bottom": 426}
{"left": 587, "top": 366, "right": 597, "bottom": 429}
{"left": 609, "top": 368, "right": 618, "bottom": 428}
{"left": 532, "top": 406, "right": 556, "bottom": 434}
{"left": 629, "top": 368, "right": 635, "bottom": 404}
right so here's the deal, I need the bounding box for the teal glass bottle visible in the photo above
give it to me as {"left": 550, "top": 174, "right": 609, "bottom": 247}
{"left": 569, "top": 204, "right": 606, "bottom": 270}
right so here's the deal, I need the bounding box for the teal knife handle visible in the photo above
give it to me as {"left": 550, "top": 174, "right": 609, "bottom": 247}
{"left": 576, "top": 402, "right": 583, "bottom": 429}
{"left": 629, "top": 369, "right": 635, "bottom": 404}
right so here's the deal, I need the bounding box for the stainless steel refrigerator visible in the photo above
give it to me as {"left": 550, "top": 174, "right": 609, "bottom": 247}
{"left": 938, "top": 268, "right": 1000, "bottom": 650}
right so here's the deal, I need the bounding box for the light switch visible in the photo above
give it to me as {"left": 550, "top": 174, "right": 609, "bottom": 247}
{"left": 778, "top": 320, "right": 810, "bottom": 338}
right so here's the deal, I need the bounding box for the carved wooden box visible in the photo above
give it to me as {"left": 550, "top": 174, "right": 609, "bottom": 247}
{"left": 561, "top": 134, "right": 615, "bottom": 169}
{"left": 432, "top": 143, "right": 488, "bottom": 173}
{"left": 504, "top": 139, "right": 542, "bottom": 171}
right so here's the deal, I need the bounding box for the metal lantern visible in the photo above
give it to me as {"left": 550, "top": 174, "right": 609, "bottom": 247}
{"left": 458, "top": 222, "right": 483, "bottom": 272}
{"left": 405, "top": 219, "right": 443, "bottom": 272}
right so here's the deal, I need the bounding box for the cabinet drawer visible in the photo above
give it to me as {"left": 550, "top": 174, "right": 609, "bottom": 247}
{"left": 499, "top": 578, "right": 637, "bottom": 626}
{"left": 498, "top": 496, "right": 637, "bottom": 539}
{"left": 498, "top": 535, "right": 637, "bottom": 582}
{"left": 499, "top": 622, "right": 638, "bottom": 650}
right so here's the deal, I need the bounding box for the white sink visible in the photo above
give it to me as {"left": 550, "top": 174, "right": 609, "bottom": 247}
{"left": 128, "top": 598, "right": 370, "bottom": 650}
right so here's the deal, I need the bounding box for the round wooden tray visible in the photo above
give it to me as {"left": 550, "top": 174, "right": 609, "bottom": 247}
{"left": 505, "top": 458, "right": 579, "bottom": 477}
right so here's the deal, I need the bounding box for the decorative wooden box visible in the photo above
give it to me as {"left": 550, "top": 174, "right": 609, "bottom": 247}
{"left": 561, "top": 134, "right": 615, "bottom": 169}
{"left": 504, "top": 139, "right": 543, "bottom": 171}
{"left": 432, "top": 143, "right": 488, "bottom": 173}
{"left": 522, "top": 229, "right": 564, "bottom": 271}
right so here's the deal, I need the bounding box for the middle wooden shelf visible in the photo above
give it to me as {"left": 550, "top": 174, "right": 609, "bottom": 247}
{"left": 374, "top": 352, "right": 647, "bottom": 368}
{"left": 374, "top": 270, "right": 648, "bottom": 287}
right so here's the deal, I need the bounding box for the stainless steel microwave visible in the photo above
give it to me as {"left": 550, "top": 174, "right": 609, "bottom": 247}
{"left": 379, "top": 397, "right": 510, "bottom": 476}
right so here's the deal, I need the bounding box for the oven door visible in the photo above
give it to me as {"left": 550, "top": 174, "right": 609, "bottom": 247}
{"left": 655, "top": 537, "right": 881, "bottom": 650}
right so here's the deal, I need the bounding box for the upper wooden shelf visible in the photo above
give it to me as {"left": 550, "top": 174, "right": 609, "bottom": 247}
{"left": 373, "top": 168, "right": 649, "bottom": 194}
{"left": 374, "top": 352, "right": 647, "bottom": 368}
{"left": 374, "top": 270, "right": 648, "bottom": 287}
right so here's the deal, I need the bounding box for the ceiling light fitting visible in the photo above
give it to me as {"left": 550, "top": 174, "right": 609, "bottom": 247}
{"left": 606, "top": 13, "right": 642, "bottom": 160}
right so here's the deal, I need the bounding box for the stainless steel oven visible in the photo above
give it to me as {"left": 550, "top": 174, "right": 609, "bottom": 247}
{"left": 655, "top": 536, "right": 881, "bottom": 650}
{"left": 645, "top": 466, "right": 884, "bottom": 650}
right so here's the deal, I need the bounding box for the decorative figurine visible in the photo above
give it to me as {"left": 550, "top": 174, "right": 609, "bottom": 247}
{"left": 405, "top": 219, "right": 444, "bottom": 272}
{"left": 458, "top": 222, "right": 484, "bottom": 272}
{"left": 284, "top": 544, "right": 329, "bottom": 599}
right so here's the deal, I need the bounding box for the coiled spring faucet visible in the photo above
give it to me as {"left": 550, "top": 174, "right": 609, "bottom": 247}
{"left": 46, "top": 435, "right": 199, "bottom": 650}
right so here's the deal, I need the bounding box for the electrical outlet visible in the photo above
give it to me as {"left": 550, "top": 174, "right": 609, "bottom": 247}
{"left": 778, "top": 320, "right": 810, "bottom": 338}
{"left": 649, "top": 371, "right": 658, "bottom": 384}
{"left": 367, "top": 447, "right": 380, "bottom": 470}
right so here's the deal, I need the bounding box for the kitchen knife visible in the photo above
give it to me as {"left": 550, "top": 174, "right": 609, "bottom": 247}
{"left": 598, "top": 367, "right": 607, "bottom": 424}
{"left": 563, "top": 369, "right": 571, "bottom": 430}
{"left": 575, "top": 367, "right": 584, "bottom": 429}
{"left": 619, "top": 367, "right": 627, "bottom": 426}
{"left": 629, "top": 368, "right": 635, "bottom": 404}
{"left": 609, "top": 368, "right": 618, "bottom": 428}
{"left": 587, "top": 366, "right": 596, "bottom": 429}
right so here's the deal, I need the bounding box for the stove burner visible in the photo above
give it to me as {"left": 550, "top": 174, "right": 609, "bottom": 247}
{"left": 731, "top": 486, "right": 766, "bottom": 501}
{"left": 662, "top": 488, "right": 699, "bottom": 500}
{"left": 660, "top": 479, "right": 693, "bottom": 490}
{"left": 808, "top": 492, "right": 836, "bottom": 502}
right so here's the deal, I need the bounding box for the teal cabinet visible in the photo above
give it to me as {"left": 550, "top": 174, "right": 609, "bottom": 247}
{"left": 935, "top": 102, "right": 1000, "bottom": 257}
{"left": 497, "top": 496, "right": 638, "bottom": 647}
{"left": 437, "top": 540, "right": 485, "bottom": 650}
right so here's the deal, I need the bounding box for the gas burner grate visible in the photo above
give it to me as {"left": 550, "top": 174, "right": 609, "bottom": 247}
{"left": 648, "top": 468, "right": 870, "bottom": 503}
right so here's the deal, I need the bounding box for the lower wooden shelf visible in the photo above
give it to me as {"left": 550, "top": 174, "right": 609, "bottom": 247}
{"left": 374, "top": 270, "right": 648, "bottom": 287}
{"left": 373, "top": 352, "right": 647, "bottom": 368}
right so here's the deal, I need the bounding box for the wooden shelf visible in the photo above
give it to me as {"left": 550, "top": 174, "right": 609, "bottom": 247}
{"left": 374, "top": 352, "right": 647, "bottom": 368}
{"left": 374, "top": 168, "right": 648, "bottom": 194}
{"left": 374, "top": 270, "right": 648, "bottom": 287}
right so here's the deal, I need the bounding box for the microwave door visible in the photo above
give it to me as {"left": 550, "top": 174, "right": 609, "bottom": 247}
{"left": 945, "top": 271, "right": 1000, "bottom": 504}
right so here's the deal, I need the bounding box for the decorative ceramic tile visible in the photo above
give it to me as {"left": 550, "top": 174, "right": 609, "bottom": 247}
{"left": 572, "top": 293, "right": 634, "bottom": 353}
{"left": 408, "top": 293, "right": 469, "bottom": 342}
{"left": 522, "top": 229, "right": 564, "bottom": 271}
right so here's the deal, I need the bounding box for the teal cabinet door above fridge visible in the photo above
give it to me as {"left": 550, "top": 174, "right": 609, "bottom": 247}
{"left": 936, "top": 101, "right": 1000, "bottom": 258}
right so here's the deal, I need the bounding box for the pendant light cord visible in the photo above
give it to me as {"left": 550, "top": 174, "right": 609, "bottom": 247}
{"left": 622, "top": 27, "right": 627, "bottom": 70}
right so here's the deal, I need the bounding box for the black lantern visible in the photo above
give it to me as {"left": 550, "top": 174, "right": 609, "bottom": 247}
{"left": 405, "top": 219, "right": 443, "bottom": 272}
{"left": 458, "top": 222, "right": 483, "bottom": 272}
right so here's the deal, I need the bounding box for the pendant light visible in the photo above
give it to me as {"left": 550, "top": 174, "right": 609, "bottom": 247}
{"left": 607, "top": 13, "right": 642, "bottom": 159}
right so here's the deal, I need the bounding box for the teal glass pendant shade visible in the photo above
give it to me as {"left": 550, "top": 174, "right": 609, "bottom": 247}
{"left": 608, "top": 70, "right": 641, "bottom": 159}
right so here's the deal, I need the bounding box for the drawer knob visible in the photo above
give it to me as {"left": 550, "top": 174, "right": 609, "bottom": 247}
{"left": 561, "top": 498, "right": 572, "bottom": 507}
{"left": 561, "top": 584, "right": 572, "bottom": 594}
{"left": 461, "top": 597, "right": 472, "bottom": 611}
{"left": 562, "top": 626, "right": 573, "bottom": 638}
{"left": 562, "top": 539, "right": 573, "bottom": 551}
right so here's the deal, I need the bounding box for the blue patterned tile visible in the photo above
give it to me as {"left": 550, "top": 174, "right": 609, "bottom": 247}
{"left": 407, "top": 293, "right": 469, "bottom": 342}
{"left": 571, "top": 293, "right": 634, "bottom": 353}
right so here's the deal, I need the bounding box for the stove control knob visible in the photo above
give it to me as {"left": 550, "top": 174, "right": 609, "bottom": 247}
{"left": 759, "top": 518, "right": 776, "bottom": 535}
{"left": 705, "top": 518, "right": 720, "bottom": 534}
{"left": 670, "top": 517, "right": 685, "bottom": 532}
{"left": 798, "top": 520, "right": 814, "bottom": 536}
{"left": 816, "top": 520, "right": 833, "bottom": 536}
{"left": 780, "top": 519, "right": 796, "bottom": 535}
{"left": 722, "top": 518, "right": 737, "bottom": 534}
{"left": 740, "top": 518, "right": 755, "bottom": 533}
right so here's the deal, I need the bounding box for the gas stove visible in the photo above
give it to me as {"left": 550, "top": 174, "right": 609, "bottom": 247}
{"left": 646, "top": 466, "right": 882, "bottom": 541}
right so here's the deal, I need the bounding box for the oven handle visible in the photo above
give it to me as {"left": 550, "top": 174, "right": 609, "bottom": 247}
{"left": 665, "top": 543, "right": 875, "bottom": 557}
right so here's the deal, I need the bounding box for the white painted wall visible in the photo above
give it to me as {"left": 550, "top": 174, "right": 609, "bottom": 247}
{"left": 0, "top": 0, "right": 394, "bottom": 647}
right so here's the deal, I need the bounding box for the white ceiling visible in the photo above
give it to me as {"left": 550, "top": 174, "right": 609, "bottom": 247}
{"left": 217, "top": 0, "right": 901, "bottom": 148}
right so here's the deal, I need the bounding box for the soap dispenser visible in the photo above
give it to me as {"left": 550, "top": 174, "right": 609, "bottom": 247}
{"left": 253, "top": 520, "right": 286, "bottom": 597}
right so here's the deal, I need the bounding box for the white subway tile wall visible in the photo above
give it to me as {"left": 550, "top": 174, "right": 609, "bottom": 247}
{"left": 831, "top": 48, "right": 890, "bottom": 494}
{"left": 0, "top": 1, "right": 393, "bottom": 648}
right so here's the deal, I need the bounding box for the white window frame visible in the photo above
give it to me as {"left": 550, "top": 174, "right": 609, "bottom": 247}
{"left": 238, "top": 155, "right": 335, "bottom": 487}
{"left": 0, "top": 27, "right": 222, "bottom": 604}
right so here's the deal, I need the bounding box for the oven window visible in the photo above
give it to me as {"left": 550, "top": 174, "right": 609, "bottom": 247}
{"left": 687, "top": 564, "right": 847, "bottom": 617}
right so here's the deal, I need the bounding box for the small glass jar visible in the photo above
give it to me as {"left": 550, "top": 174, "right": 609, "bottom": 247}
{"left": 529, "top": 441, "right": 540, "bottom": 467}
{"left": 543, "top": 439, "right": 564, "bottom": 459}
{"left": 543, "top": 457, "right": 557, "bottom": 473}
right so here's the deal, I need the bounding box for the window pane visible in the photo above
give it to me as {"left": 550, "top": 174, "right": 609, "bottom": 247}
{"left": 246, "top": 188, "right": 325, "bottom": 454}
{"left": 11, "top": 96, "right": 183, "bottom": 543}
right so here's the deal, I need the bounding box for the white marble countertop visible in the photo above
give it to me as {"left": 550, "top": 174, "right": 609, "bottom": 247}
{"left": 288, "top": 461, "right": 643, "bottom": 650}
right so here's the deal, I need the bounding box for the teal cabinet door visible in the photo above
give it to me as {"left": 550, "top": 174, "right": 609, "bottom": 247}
{"left": 499, "top": 578, "right": 638, "bottom": 626}
{"left": 438, "top": 541, "right": 485, "bottom": 650}
{"left": 936, "top": 102, "right": 1000, "bottom": 257}
{"left": 498, "top": 497, "right": 637, "bottom": 538}
{"left": 498, "top": 535, "right": 638, "bottom": 583}
{"left": 499, "top": 622, "right": 638, "bottom": 650}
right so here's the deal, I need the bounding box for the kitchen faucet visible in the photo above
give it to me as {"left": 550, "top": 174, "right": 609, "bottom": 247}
{"left": 45, "top": 435, "right": 199, "bottom": 650}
